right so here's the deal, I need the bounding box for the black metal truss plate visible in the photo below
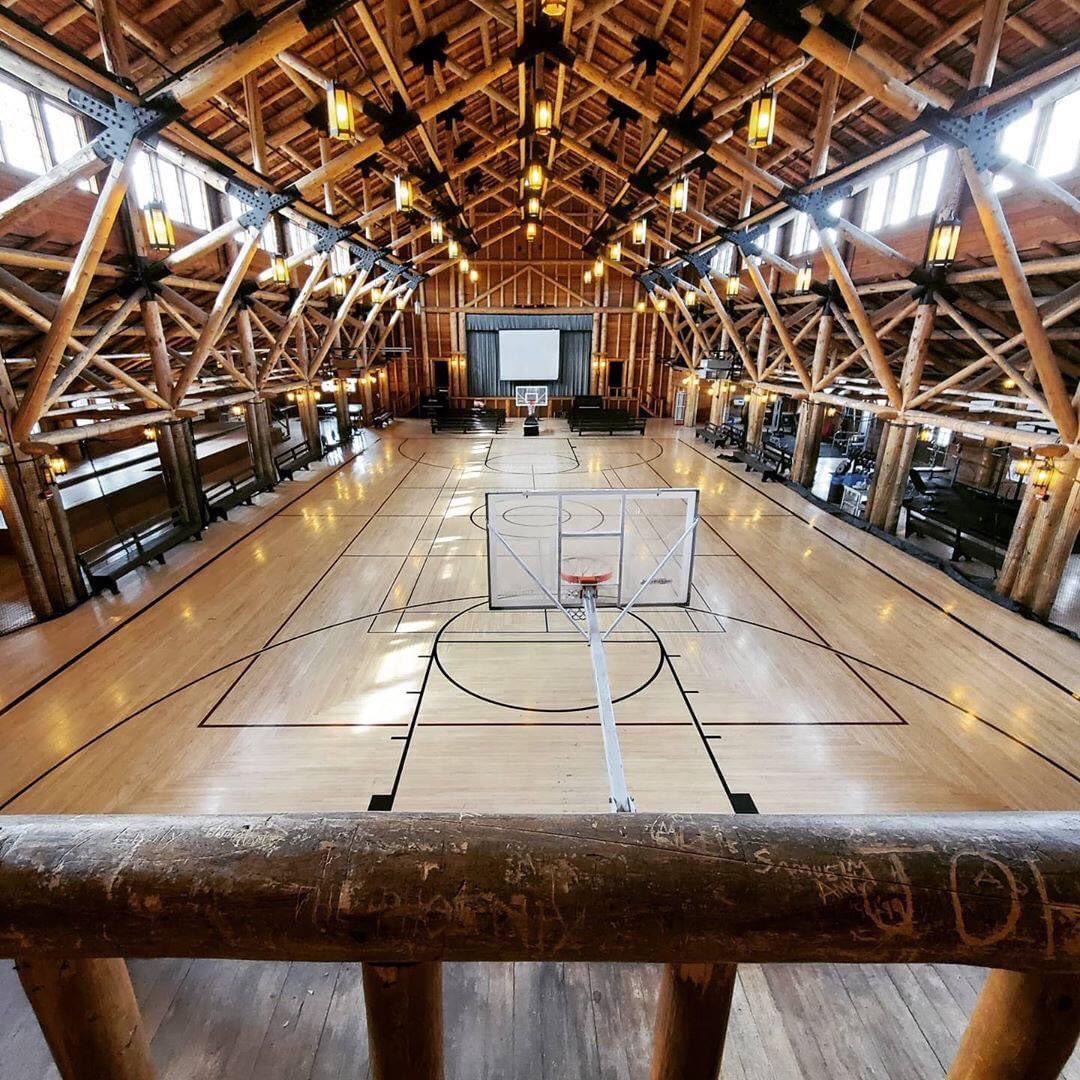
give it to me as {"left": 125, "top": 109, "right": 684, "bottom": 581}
{"left": 311, "top": 222, "right": 358, "bottom": 254}
{"left": 919, "top": 103, "right": 1030, "bottom": 173}
{"left": 69, "top": 91, "right": 175, "bottom": 162}
{"left": 225, "top": 179, "right": 295, "bottom": 229}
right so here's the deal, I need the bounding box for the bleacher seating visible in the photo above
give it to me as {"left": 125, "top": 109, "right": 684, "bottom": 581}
{"left": 78, "top": 508, "right": 202, "bottom": 596}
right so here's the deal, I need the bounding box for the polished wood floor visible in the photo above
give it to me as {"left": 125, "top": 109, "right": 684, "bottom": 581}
{"left": 4, "top": 956, "right": 1079, "bottom": 1080}
{"left": 0, "top": 419, "right": 1076, "bottom": 815}
{"left": 2, "top": 419, "right": 1079, "bottom": 1079}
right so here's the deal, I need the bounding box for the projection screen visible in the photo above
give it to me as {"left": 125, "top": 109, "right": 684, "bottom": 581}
{"left": 497, "top": 329, "right": 560, "bottom": 381}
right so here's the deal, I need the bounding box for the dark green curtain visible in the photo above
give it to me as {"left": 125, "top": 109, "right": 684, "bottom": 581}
{"left": 466, "top": 313, "right": 592, "bottom": 397}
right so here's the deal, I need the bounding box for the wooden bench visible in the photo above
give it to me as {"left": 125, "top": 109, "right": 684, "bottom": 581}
{"left": 77, "top": 508, "right": 202, "bottom": 596}
{"left": 431, "top": 410, "right": 505, "bottom": 434}
{"left": 273, "top": 443, "right": 315, "bottom": 481}
{"left": 904, "top": 506, "right": 1008, "bottom": 569}
{"left": 572, "top": 409, "right": 646, "bottom": 435}
{"left": 204, "top": 468, "right": 262, "bottom": 522}
{"left": 741, "top": 435, "right": 792, "bottom": 482}
{"left": 371, "top": 410, "right": 393, "bottom": 429}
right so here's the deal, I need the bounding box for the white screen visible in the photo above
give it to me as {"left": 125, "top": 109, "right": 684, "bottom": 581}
{"left": 498, "top": 329, "right": 560, "bottom": 381}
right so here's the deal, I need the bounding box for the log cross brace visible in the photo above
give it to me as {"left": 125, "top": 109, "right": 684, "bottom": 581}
{"left": 67, "top": 89, "right": 177, "bottom": 163}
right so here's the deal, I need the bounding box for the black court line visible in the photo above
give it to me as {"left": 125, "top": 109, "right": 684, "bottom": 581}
{"left": 679, "top": 436, "right": 1078, "bottom": 699}
{"left": 0, "top": 436, "right": 380, "bottom": 721}
{"left": 197, "top": 454, "right": 423, "bottom": 728}
{"left": 640, "top": 449, "right": 907, "bottom": 726}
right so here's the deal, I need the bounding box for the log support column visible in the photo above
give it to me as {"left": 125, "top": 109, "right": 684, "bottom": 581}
{"left": 333, "top": 376, "right": 352, "bottom": 443}
{"left": 947, "top": 971, "right": 1080, "bottom": 1080}
{"left": 790, "top": 401, "right": 826, "bottom": 489}
{"left": 744, "top": 392, "right": 766, "bottom": 451}
{"left": 682, "top": 376, "right": 701, "bottom": 430}
{"left": 16, "top": 957, "right": 154, "bottom": 1080}
{"left": 360, "top": 375, "right": 375, "bottom": 423}
{"left": 298, "top": 392, "right": 323, "bottom": 458}
{"left": 244, "top": 400, "right": 277, "bottom": 489}
{"left": 159, "top": 419, "right": 207, "bottom": 529}
{"left": 2, "top": 454, "right": 84, "bottom": 615}
{"left": 865, "top": 420, "right": 919, "bottom": 532}
{"left": 997, "top": 456, "right": 1080, "bottom": 618}
{"left": 649, "top": 962, "right": 737, "bottom": 1080}
{"left": 362, "top": 962, "right": 444, "bottom": 1080}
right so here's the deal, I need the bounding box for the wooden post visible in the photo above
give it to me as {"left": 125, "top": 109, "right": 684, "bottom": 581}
{"left": 650, "top": 963, "right": 737, "bottom": 1080}
{"left": 947, "top": 971, "right": 1080, "bottom": 1080}
{"left": 745, "top": 393, "right": 766, "bottom": 451}
{"left": 3, "top": 455, "right": 84, "bottom": 612}
{"left": 998, "top": 457, "right": 1080, "bottom": 618}
{"left": 362, "top": 962, "right": 444, "bottom": 1080}
{"left": 162, "top": 419, "right": 207, "bottom": 529}
{"left": 333, "top": 376, "right": 352, "bottom": 442}
{"left": 15, "top": 957, "right": 154, "bottom": 1080}
{"left": 298, "top": 393, "right": 322, "bottom": 458}
{"left": 865, "top": 421, "right": 919, "bottom": 533}
{"left": 790, "top": 402, "right": 826, "bottom": 488}
{"left": 0, "top": 460, "right": 53, "bottom": 618}
{"left": 244, "top": 400, "right": 277, "bottom": 489}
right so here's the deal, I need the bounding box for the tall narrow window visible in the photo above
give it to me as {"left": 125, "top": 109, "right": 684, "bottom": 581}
{"left": 862, "top": 174, "right": 890, "bottom": 233}
{"left": 917, "top": 148, "right": 948, "bottom": 217}
{"left": 1037, "top": 90, "right": 1080, "bottom": 177}
{"left": 0, "top": 80, "right": 45, "bottom": 175}
{"left": 888, "top": 161, "right": 919, "bottom": 227}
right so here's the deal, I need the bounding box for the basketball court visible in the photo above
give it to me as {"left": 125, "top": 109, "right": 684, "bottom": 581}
{"left": 1, "top": 419, "right": 1075, "bottom": 820}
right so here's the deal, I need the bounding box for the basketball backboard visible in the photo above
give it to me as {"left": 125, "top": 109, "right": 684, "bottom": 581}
{"left": 514, "top": 385, "right": 549, "bottom": 408}
{"left": 485, "top": 488, "right": 699, "bottom": 609}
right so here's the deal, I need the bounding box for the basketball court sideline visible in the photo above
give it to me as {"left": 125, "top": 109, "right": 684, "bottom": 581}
{"left": 0, "top": 418, "right": 1076, "bottom": 817}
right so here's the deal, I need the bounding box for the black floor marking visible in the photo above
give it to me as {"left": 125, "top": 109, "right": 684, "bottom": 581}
{"left": 0, "top": 436, "right": 381, "bottom": 721}
{"left": 431, "top": 601, "right": 666, "bottom": 714}
{"left": 680, "top": 436, "right": 1078, "bottom": 700}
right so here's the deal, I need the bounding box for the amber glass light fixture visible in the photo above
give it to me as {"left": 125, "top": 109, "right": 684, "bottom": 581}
{"left": 459, "top": 256, "right": 470, "bottom": 275}
{"left": 655, "top": 295, "right": 668, "bottom": 313}
{"left": 669, "top": 174, "right": 688, "bottom": 212}
{"left": 608, "top": 240, "right": 622, "bottom": 263}
{"left": 926, "top": 213, "right": 961, "bottom": 269}
{"left": 526, "top": 195, "right": 541, "bottom": 218}
{"left": 725, "top": 271, "right": 741, "bottom": 299}
{"left": 394, "top": 175, "right": 415, "bottom": 212}
{"left": 142, "top": 201, "right": 176, "bottom": 252}
{"left": 447, "top": 238, "right": 460, "bottom": 259}
{"left": 583, "top": 268, "right": 593, "bottom": 285}
{"left": 331, "top": 274, "right": 347, "bottom": 298}
{"left": 635, "top": 299, "right": 646, "bottom": 313}
{"left": 270, "top": 253, "right": 290, "bottom": 284}
{"left": 747, "top": 87, "right": 777, "bottom": 150}
{"left": 794, "top": 261, "right": 812, "bottom": 296}
{"left": 370, "top": 284, "right": 383, "bottom": 303}
{"left": 1031, "top": 457, "right": 1055, "bottom": 499}
{"left": 525, "top": 221, "right": 539, "bottom": 242}
{"left": 632, "top": 216, "right": 647, "bottom": 244}
{"left": 533, "top": 97, "right": 553, "bottom": 136}
{"left": 430, "top": 218, "right": 444, "bottom": 243}
{"left": 525, "top": 160, "right": 545, "bottom": 190}
{"left": 326, "top": 82, "right": 357, "bottom": 141}
{"left": 542, "top": 0, "right": 566, "bottom": 15}
{"left": 395, "top": 295, "right": 408, "bottom": 311}
{"left": 469, "top": 268, "right": 479, "bottom": 283}
{"left": 143, "top": 425, "right": 159, "bottom": 442}
{"left": 593, "top": 257, "right": 604, "bottom": 279}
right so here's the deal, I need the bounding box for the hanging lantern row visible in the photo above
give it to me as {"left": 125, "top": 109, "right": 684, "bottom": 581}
{"left": 525, "top": 221, "right": 539, "bottom": 242}
{"left": 525, "top": 160, "right": 545, "bottom": 190}
{"left": 526, "top": 195, "right": 542, "bottom": 218}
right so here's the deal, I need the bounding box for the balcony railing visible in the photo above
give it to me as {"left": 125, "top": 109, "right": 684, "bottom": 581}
{"left": 2, "top": 812, "right": 1078, "bottom": 1079}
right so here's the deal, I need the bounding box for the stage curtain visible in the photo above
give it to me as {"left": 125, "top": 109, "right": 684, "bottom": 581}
{"left": 466, "top": 313, "right": 592, "bottom": 397}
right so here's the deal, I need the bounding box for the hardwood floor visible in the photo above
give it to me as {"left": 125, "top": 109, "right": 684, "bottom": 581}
{"left": 2, "top": 958, "right": 1079, "bottom": 1080}
{"left": 1, "top": 419, "right": 1077, "bottom": 1077}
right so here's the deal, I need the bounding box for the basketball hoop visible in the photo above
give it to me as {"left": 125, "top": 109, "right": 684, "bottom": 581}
{"left": 560, "top": 559, "right": 614, "bottom": 588}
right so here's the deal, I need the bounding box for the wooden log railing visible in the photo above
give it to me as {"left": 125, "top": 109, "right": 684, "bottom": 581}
{"left": 1, "top": 813, "right": 1078, "bottom": 1080}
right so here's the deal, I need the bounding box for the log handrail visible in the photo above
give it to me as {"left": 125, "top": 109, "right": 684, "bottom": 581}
{"left": 2, "top": 812, "right": 1079, "bottom": 1080}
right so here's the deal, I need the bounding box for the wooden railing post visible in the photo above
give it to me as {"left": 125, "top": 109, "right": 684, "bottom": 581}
{"left": 15, "top": 957, "right": 154, "bottom": 1080}
{"left": 362, "top": 961, "right": 444, "bottom": 1080}
{"left": 947, "top": 970, "right": 1080, "bottom": 1080}
{"left": 649, "top": 962, "right": 737, "bottom": 1080}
